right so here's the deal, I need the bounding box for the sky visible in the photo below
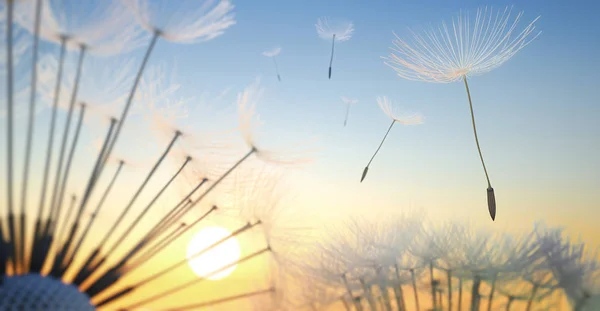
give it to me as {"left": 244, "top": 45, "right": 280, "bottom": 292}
{"left": 1, "top": 0, "right": 600, "bottom": 309}
{"left": 153, "top": 0, "right": 600, "bottom": 242}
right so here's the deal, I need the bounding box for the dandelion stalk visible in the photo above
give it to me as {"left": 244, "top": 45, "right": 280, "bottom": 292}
{"left": 410, "top": 268, "right": 420, "bottom": 311}
{"left": 343, "top": 103, "right": 350, "bottom": 127}
{"left": 102, "top": 155, "right": 191, "bottom": 260}
{"left": 471, "top": 274, "right": 482, "bottom": 311}
{"left": 505, "top": 295, "right": 515, "bottom": 311}
{"left": 56, "top": 118, "right": 118, "bottom": 275}
{"left": 328, "top": 34, "right": 335, "bottom": 79}
{"left": 463, "top": 76, "right": 496, "bottom": 221}
{"left": 124, "top": 221, "right": 255, "bottom": 279}
{"left": 394, "top": 264, "right": 407, "bottom": 310}
{"left": 446, "top": 269, "right": 453, "bottom": 311}
{"left": 49, "top": 104, "right": 87, "bottom": 276}
{"left": 63, "top": 160, "right": 124, "bottom": 272}
{"left": 458, "top": 277, "right": 463, "bottom": 311}
{"left": 525, "top": 283, "right": 539, "bottom": 311}
{"left": 4, "top": 0, "right": 17, "bottom": 271}
{"left": 34, "top": 36, "right": 67, "bottom": 260}
{"left": 361, "top": 119, "right": 394, "bottom": 182}
{"left": 53, "top": 194, "right": 77, "bottom": 268}
{"left": 487, "top": 273, "right": 498, "bottom": 311}
{"left": 74, "top": 130, "right": 181, "bottom": 283}
{"left": 154, "top": 287, "right": 276, "bottom": 311}
{"left": 105, "top": 246, "right": 271, "bottom": 309}
{"left": 342, "top": 273, "right": 361, "bottom": 311}
{"left": 159, "top": 147, "right": 257, "bottom": 230}
{"left": 99, "top": 30, "right": 160, "bottom": 175}
{"left": 48, "top": 44, "right": 87, "bottom": 236}
{"left": 20, "top": 0, "right": 43, "bottom": 275}
{"left": 272, "top": 56, "right": 281, "bottom": 82}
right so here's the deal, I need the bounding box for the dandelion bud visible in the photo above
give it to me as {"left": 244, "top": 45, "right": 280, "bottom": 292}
{"left": 487, "top": 187, "right": 496, "bottom": 221}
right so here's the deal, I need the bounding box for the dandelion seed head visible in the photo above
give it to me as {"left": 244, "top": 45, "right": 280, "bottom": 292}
{"left": 125, "top": 0, "right": 236, "bottom": 44}
{"left": 383, "top": 6, "right": 541, "bottom": 83}
{"left": 376, "top": 96, "right": 424, "bottom": 125}
{"left": 262, "top": 47, "right": 281, "bottom": 58}
{"left": 341, "top": 96, "right": 358, "bottom": 105}
{"left": 316, "top": 17, "right": 354, "bottom": 42}
{"left": 14, "top": 0, "right": 147, "bottom": 55}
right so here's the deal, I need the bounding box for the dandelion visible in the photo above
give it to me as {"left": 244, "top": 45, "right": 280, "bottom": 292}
{"left": 383, "top": 6, "right": 541, "bottom": 220}
{"left": 341, "top": 96, "right": 357, "bottom": 127}
{"left": 360, "top": 96, "right": 423, "bottom": 182}
{"left": 316, "top": 17, "right": 354, "bottom": 79}
{"left": 263, "top": 46, "right": 282, "bottom": 82}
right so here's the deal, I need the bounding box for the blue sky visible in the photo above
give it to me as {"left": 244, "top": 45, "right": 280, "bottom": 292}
{"left": 3, "top": 0, "right": 600, "bottom": 244}
{"left": 137, "top": 0, "right": 600, "bottom": 236}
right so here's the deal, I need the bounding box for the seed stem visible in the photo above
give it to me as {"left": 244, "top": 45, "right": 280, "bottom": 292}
{"left": 20, "top": 0, "right": 43, "bottom": 274}
{"left": 361, "top": 119, "right": 395, "bottom": 182}
{"left": 328, "top": 34, "right": 336, "bottom": 79}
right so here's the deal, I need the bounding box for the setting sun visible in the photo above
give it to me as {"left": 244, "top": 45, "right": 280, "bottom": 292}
{"left": 186, "top": 226, "right": 242, "bottom": 281}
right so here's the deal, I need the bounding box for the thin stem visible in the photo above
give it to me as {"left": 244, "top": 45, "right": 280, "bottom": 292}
{"left": 463, "top": 76, "right": 497, "bottom": 220}
{"left": 124, "top": 217, "right": 251, "bottom": 278}
{"left": 20, "top": 0, "right": 43, "bottom": 274}
{"left": 105, "top": 156, "right": 191, "bottom": 257}
{"left": 64, "top": 160, "right": 124, "bottom": 271}
{"left": 447, "top": 270, "right": 453, "bottom": 311}
{"left": 37, "top": 36, "right": 67, "bottom": 232}
{"left": 343, "top": 103, "right": 351, "bottom": 127}
{"left": 487, "top": 274, "right": 497, "bottom": 311}
{"left": 54, "top": 195, "right": 77, "bottom": 263}
{"left": 166, "top": 148, "right": 256, "bottom": 229}
{"left": 148, "top": 288, "right": 275, "bottom": 311}
{"left": 48, "top": 45, "right": 86, "bottom": 232}
{"left": 50, "top": 104, "right": 86, "bottom": 274}
{"left": 411, "top": 269, "right": 420, "bottom": 311}
{"left": 53, "top": 103, "right": 86, "bottom": 237}
{"left": 329, "top": 34, "right": 336, "bottom": 79}
{"left": 272, "top": 56, "right": 281, "bottom": 82}
{"left": 361, "top": 119, "right": 395, "bottom": 182}
{"left": 98, "top": 31, "right": 160, "bottom": 177}
{"left": 96, "top": 131, "right": 181, "bottom": 251}
{"left": 5, "top": 0, "right": 16, "bottom": 271}
{"left": 115, "top": 247, "right": 270, "bottom": 309}
{"left": 463, "top": 76, "right": 491, "bottom": 188}
{"left": 430, "top": 262, "right": 437, "bottom": 310}
{"left": 57, "top": 118, "right": 117, "bottom": 275}
{"left": 458, "top": 277, "right": 463, "bottom": 311}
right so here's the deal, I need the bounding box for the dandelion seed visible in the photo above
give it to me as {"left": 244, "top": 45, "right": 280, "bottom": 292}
{"left": 316, "top": 17, "right": 354, "bottom": 79}
{"left": 383, "top": 6, "right": 541, "bottom": 220}
{"left": 340, "top": 96, "right": 357, "bottom": 127}
{"left": 94, "top": 0, "right": 236, "bottom": 195}
{"left": 263, "top": 46, "right": 282, "bottom": 82}
{"left": 360, "top": 96, "right": 423, "bottom": 182}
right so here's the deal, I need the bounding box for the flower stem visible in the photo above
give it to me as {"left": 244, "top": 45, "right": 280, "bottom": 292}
{"left": 329, "top": 34, "right": 336, "bottom": 79}
{"left": 361, "top": 119, "right": 395, "bottom": 182}
{"left": 272, "top": 56, "right": 281, "bottom": 82}
{"left": 20, "top": 0, "right": 43, "bottom": 274}
{"left": 5, "top": 0, "right": 17, "bottom": 272}
{"left": 462, "top": 75, "right": 496, "bottom": 220}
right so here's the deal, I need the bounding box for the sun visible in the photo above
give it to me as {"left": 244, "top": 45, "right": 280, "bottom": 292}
{"left": 186, "top": 226, "right": 241, "bottom": 280}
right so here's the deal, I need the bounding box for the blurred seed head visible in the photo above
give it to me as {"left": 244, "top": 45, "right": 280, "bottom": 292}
{"left": 377, "top": 96, "right": 424, "bottom": 125}
{"left": 14, "top": 0, "right": 147, "bottom": 55}
{"left": 316, "top": 17, "right": 354, "bottom": 42}
{"left": 262, "top": 47, "right": 281, "bottom": 58}
{"left": 124, "top": 0, "right": 236, "bottom": 44}
{"left": 341, "top": 96, "right": 357, "bottom": 105}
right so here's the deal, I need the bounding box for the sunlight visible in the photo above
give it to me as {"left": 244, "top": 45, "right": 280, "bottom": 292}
{"left": 186, "top": 226, "right": 241, "bottom": 281}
